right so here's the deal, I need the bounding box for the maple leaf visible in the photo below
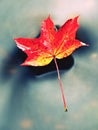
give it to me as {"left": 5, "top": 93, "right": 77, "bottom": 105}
{"left": 14, "top": 16, "right": 87, "bottom": 111}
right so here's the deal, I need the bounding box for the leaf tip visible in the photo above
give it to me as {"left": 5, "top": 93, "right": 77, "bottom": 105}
{"left": 81, "top": 42, "right": 89, "bottom": 46}
{"left": 48, "top": 14, "right": 51, "bottom": 18}
{"left": 47, "top": 14, "right": 52, "bottom": 22}
{"left": 20, "top": 63, "right": 26, "bottom": 66}
{"left": 13, "top": 38, "right": 17, "bottom": 42}
{"left": 13, "top": 38, "right": 19, "bottom": 45}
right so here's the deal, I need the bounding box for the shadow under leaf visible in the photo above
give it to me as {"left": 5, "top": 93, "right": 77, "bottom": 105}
{"left": 1, "top": 46, "right": 74, "bottom": 82}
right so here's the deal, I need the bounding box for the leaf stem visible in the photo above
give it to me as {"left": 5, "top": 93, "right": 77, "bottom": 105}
{"left": 53, "top": 57, "right": 67, "bottom": 112}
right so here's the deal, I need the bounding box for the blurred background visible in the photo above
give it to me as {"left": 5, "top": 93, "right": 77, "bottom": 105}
{"left": 0, "top": 0, "right": 98, "bottom": 130}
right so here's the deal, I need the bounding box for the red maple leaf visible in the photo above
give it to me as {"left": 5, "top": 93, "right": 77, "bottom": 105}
{"left": 14, "top": 16, "right": 87, "bottom": 111}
